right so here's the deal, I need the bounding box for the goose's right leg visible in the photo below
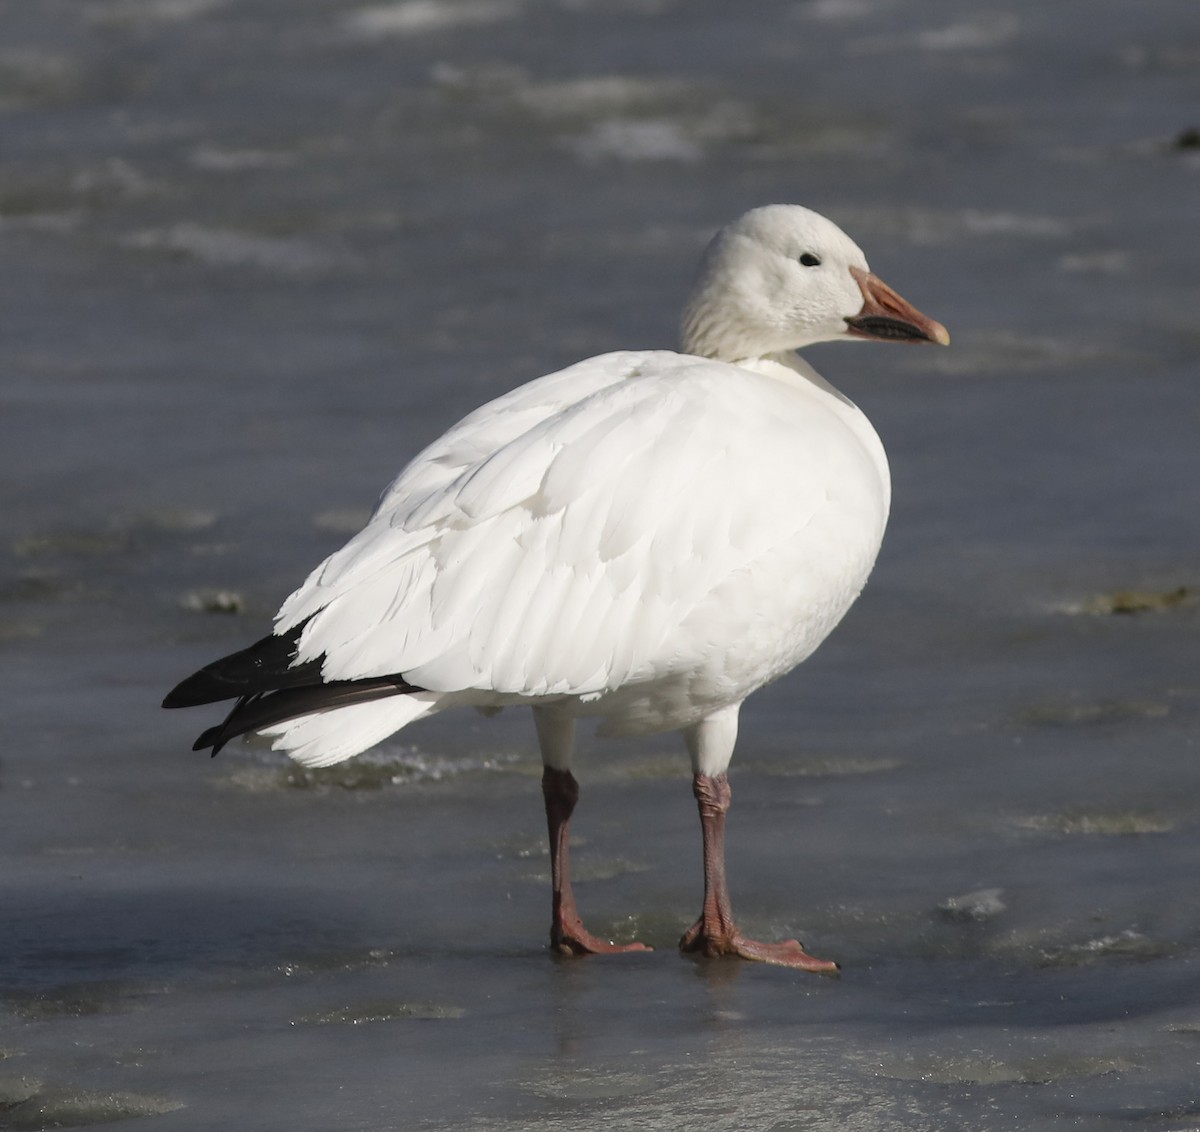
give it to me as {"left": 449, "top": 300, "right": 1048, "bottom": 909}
{"left": 535, "top": 708, "right": 651, "bottom": 957}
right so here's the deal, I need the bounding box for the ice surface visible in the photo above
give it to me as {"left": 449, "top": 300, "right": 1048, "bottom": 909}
{"left": 2, "top": 0, "right": 1199, "bottom": 1129}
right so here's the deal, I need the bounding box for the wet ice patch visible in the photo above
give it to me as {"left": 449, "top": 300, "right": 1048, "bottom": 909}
{"left": 273, "top": 946, "right": 405, "bottom": 978}
{"left": 1036, "top": 929, "right": 1172, "bottom": 967}
{"left": 832, "top": 204, "right": 1079, "bottom": 244}
{"left": 1172, "top": 125, "right": 1200, "bottom": 150}
{"left": 567, "top": 119, "right": 703, "bottom": 163}
{"left": 1118, "top": 44, "right": 1200, "bottom": 73}
{"left": 498, "top": 1047, "right": 935, "bottom": 1132}
{"left": 620, "top": 754, "right": 686, "bottom": 780}
{"left": 1056, "top": 586, "right": 1193, "bottom": 615}
{"left": 70, "top": 157, "right": 157, "bottom": 202}
{"left": 430, "top": 66, "right": 770, "bottom": 163}
{"left": 849, "top": 12, "right": 1020, "bottom": 55}
{"left": 506, "top": 74, "right": 696, "bottom": 119}
{"left": 952, "top": 211, "right": 1072, "bottom": 238}
{"left": 1058, "top": 249, "right": 1132, "bottom": 274}
{"left": 296, "top": 1000, "right": 465, "bottom": 1024}
{"left": 1015, "top": 698, "right": 1170, "bottom": 727}
{"left": 877, "top": 1049, "right": 1137, "bottom": 1084}
{"left": 567, "top": 100, "right": 763, "bottom": 163}
{"left": 752, "top": 755, "right": 902, "bottom": 777}
{"left": 312, "top": 507, "right": 374, "bottom": 535}
{"left": 522, "top": 1065, "right": 659, "bottom": 1101}
{"left": 0, "top": 51, "right": 86, "bottom": 111}
{"left": 797, "top": 0, "right": 879, "bottom": 21}
{"left": 1057, "top": 127, "right": 1200, "bottom": 167}
{"left": 431, "top": 65, "right": 696, "bottom": 120}
{"left": 0, "top": 159, "right": 150, "bottom": 233}
{"left": 346, "top": 1, "right": 520, "bottom": 37}
{"left": 87, "top": 0, "right": 229, "bottom": 23}
{"left": 938, "top": 887, "right": 1006, "bottom": 923}
{"left": 0, "top": 210, "right": 82, "bottom": 235}
{"left": 4, "top": 978, "right": 171, "bottom": 1020}
{"left": 134, "top": 506, "right": 219, "bottom": 534}
{"left": 1164, "top": 1020, "right": 1200, "bottom": 1036}
{"left": 497, "top": 833, "right": 551, "bottom": 860}
{"left": 526, "top": 856, "right": 650, "bottom": 884}
{"left": 556, "top": 0, "right": 674, "bottom": 11}
{"left": 0, "top": 1078, "right": 184, "bottom": 1127}
{"left": 916, "top": 329, "right": 1140, "bottom": 376}
{"left": 121, "top": 224, "right": 339, "bottom": 275}
{"left": 14, "top": 531, "right": 129, "bottom": 558}
{"left": 914, "top": 13, "right": 1020, "bottom": 52}
{"left": 0, "top": 620, "right": 42, "bottom": 642}
{"left": 0, "top": 570, "right": 84, "bottom": 604}
{"left": 0, "top": 171, "right": 68, "bottom": 218}
{"left": 1015, "top": 810, "right": 1175, "bottom": 835}
{"left": 223, "top": 744, "right": 524, "bottom": 791}
{"left": 179, "top": 588, "right": 243, "bottom": 614}
{"left": 189, "top": 145, "right": 298, "bottom": 172}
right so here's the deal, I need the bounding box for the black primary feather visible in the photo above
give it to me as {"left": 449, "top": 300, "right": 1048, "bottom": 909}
{"left": 162, "top": 623, "right": 318, "bottom": 708}
{"left": 163, "top": 619, "right": 423, "bottom": 756}
{"left": 193, "top": 676, "right": 421, "bottom": 756}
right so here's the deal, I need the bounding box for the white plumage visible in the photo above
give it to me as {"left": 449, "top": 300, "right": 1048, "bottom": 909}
{"left": 270, "top": 349, "right": 888, "bottom": 758}
{"left": 168, "top": 204, "right": 947, "bottom": 967}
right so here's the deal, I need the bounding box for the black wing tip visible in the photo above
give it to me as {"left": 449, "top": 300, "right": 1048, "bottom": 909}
{"left": 162, "top": 623, "right": 315, "bottom": 710}
{"left": 177, "top": 672, "right": 427, "bottom": 763}
{"left": 163, "top": 676, "right": 215, "bottom": 710}
{"left": 162, "top": 655, "right": 257, "bottom": 710}
{"left": 192, "top": 724, "right": 230, "bottom": 757}
{"left": 162, "top": 669, "right": 248, "bottom": 709}
{"left": 192, "top": 724, "right": 218, "bottom": 752}
{"left": 180, "top": 676, "right": 425, "bottom": 760}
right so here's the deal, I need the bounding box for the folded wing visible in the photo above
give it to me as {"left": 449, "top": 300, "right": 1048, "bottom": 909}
{"left": 275, "top": 351, "right": 844, "bottom": 700}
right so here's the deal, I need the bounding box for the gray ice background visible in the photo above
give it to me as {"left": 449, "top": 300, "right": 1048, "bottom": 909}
{"left": 1, "top": 0, "right": 1199, "bottom": 1129}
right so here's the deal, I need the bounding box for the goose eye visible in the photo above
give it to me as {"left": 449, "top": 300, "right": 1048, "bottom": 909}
{"left": 799, "top": 253, "right": 821, "bottom": 267}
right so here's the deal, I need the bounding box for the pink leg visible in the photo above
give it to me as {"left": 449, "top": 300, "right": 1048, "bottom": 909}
{"left": 679, "top": 773, "right": 839, "bottom": 973}
{"left": 542, "top": 767, "right": 651, "bottom": 956}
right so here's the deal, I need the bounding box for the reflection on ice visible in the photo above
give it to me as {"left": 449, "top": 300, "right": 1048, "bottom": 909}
{"left": 220, "top": 744, "right": 527, "bottom": 791}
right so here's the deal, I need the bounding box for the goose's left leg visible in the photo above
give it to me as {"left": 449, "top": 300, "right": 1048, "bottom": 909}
{"left": 679, "top": 706, "right": 839, "bottom": 972}
{"left": 535, "top": 708, "right": 651, "bottom": 957}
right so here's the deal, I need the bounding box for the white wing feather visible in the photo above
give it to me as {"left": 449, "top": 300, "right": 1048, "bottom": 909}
{"left": 275, "top": 349, "right": 884, "bottom": 704}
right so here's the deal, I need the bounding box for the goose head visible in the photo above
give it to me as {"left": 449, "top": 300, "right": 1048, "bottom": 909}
{"left": 679, "top": 204, "right": 949, "bottom": 363}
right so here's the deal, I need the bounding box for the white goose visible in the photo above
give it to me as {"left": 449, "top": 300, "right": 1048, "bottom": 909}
{"left": 165, "top": 204, "right": 948, "bottom": 970}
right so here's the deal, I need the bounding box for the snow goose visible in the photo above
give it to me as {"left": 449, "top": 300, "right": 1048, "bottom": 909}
{"left": 164, "top": 204, "right": 948, "bottom": 970}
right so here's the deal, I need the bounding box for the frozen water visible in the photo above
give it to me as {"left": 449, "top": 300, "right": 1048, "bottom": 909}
{"left": 2, "top": 0, "right": 1199, "bottom": 1128}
